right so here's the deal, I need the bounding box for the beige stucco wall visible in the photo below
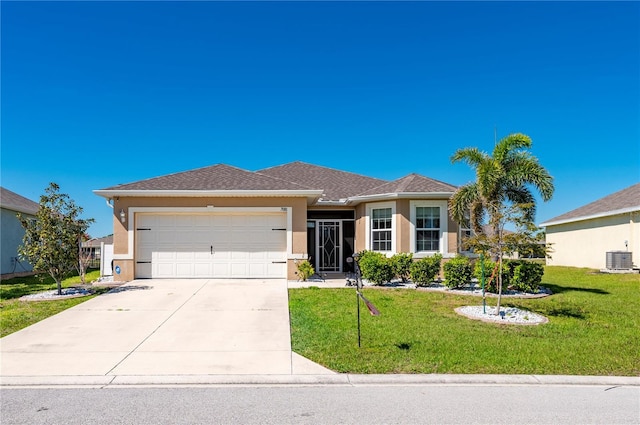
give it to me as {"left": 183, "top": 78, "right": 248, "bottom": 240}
{"left": 107, "top": 195, "right": 464, "bottom": 281}
{"left": 111, "top": 196, "right": 308, "bottom": 281}
{"left": 396, "top": 199, "right": 411, "bottom": 253}
{"left": 352, "top": 199, "right": 459, "bottom": 257}
{"left": 545, "top": 212, "right": 639, "bottom": 269}
{"left": 354, "top": 203, "right": 367, "bottom": 253}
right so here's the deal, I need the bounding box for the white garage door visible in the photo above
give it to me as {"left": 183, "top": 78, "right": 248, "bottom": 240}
{"left": 135, "top": 212, "right": 287, "bottom": 279}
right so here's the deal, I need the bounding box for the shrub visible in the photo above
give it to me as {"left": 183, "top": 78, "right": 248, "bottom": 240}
{"left": 443, "top": 256, "right": 473, "bottom": 289}
{"left": 473, "top": 257, "right": 510, "bottom": 293}
{"left": 410, "top": 254, "right": 442, "bottom": 287}
{"left": 357, "top": 250, "right": 394, "bottom": 285}
{"left": 296, "top": 260, "right": 315, "bottom": 281}
{"left": 391, "top": 253, "right": 413, "bottom": 282}
{"left": 510, "top": 261, "right": 544, "bottom": 293}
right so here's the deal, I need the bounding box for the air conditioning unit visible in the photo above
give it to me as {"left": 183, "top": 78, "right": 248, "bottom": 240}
{"left": 606, "top": 251, "right": 633, "bottom": 270}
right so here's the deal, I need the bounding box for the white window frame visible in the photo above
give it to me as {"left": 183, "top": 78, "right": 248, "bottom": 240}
{"left": 365, "top": 202, "right": 396, "bottom": 255}
{"left": 410, "top": 200, "right": 448, "bottom": 257}
{"left": 459, "top": 212, "right": 474, "bottom": 254}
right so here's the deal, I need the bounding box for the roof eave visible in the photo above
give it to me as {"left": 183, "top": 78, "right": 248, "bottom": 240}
{"left": 1, "top": 205, "right": 39, "bottom": 215}
{"left": 94, "top": 189, "right": 324, "bottom": 203}
{"left": 540, "top": 206, "right": 640, "bottom": 227}
{"left": 347, "top": 192, "right": 454, "bottom": 204}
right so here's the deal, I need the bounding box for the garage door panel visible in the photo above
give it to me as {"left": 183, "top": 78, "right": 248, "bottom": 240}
{"left": 156, "top": 263, "right": 175, "bottom": 278}
{"left": 136, "top": 212, "right": 287, "bottom": 279}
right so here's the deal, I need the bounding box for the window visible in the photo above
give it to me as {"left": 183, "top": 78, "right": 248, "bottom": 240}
{"left": 460, "top": 213, "right": 474, "bottom": 253}
{"left": 371, "top": 208, "right": 392, "bottom": 251}
{"left": 416, "top": 206, "right": 440, "bottom": 251}
{"left": 410, "top": 200, "right": 448, "bottom": 256}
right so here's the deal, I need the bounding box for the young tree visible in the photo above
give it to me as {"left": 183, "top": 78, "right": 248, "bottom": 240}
{"left": 77, "top": 233, "right": 94, "bottom": 284}
{"left": 449, "top": 133, "right": 554, "bottom": 314}
{"left": 18, "top": 183, "right": 95, "bottom": 295}
{"left": 465, "top": 203, "right": 550, "bottom": 313}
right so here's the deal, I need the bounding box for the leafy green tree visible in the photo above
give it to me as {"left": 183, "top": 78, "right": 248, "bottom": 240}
{"left": 449, "top": 133, "right": 554, "bottom": 314}
{"left": 18, "top": 183, "right": 95, "bottom": 295}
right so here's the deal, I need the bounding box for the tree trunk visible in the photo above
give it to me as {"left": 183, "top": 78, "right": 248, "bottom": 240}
{"left": 56, "top": 278, "right": 62, "bottom": 296}
{"left": 495, "top": 256, "right": 503, "bottom": 315}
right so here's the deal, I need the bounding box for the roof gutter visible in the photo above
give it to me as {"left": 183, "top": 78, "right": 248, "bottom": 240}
{"left": 347, "top": 192, "right": 454, "bottom": 204}
{"left": 93, "top": 189, "right": 324, "bottom": 204}
{"left": 540, "top": 205, "right": 640, "bottom": 227}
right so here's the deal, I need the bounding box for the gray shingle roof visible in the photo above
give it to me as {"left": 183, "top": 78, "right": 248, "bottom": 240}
{"left": 0, "top": 187, "right": 39, "bottom": 215}
{"left": 354, "top": 173, "right": 457, "bottom": 197}
{"left": 102, "top": 164, "right": 314, "bottom": 191}
{"left": 542, "top": 183, "right": 640, "bottom": 225}
{"left": 83, "top": 235, "right": 114, "bottom": 247}
{"left": 97, "top": 161, "right": 459, "bottom": 204}
{"left": 257, "top": 161, "right": 387, "bottom": 201}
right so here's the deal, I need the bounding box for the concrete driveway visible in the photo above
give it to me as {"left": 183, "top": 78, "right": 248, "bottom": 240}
{"left": 1, "top": 279, "right": 332, "bottom": 378}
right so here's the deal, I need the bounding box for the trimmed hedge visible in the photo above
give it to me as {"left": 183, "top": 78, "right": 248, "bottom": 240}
{"left": 391, "top": 253, "right": 413, "bottom": 283}
{"left": 443, "top": 256, "right": 473, "bottom": 289}
{"left": 357, "top": 251, "right": 394, "bottom": 285}
{"left": 410, "top": 254, "right": 442, "bottom": 287}
{"left": 473, "top": 258, "right": 544, "bottom": 293}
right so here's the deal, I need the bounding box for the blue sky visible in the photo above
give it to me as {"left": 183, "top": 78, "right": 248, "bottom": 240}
{"left": 2, "top": 1, "right": 639, "bottom": 238}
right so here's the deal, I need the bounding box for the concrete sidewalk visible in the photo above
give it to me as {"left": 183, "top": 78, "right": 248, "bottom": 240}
{"left": 1, "top": 279, "right": 332, "bottom": 378}
{"left": 2, "top": 373, "right": 638, "bottom": 388}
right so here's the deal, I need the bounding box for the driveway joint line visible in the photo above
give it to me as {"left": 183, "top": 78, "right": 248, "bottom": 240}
{"left": 104, "top": 280, "right": 211, "bottom": 376}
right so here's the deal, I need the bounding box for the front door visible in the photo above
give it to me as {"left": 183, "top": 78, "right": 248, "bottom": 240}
{"left": 317, "top": 221, "right": 341, "bottom": 272}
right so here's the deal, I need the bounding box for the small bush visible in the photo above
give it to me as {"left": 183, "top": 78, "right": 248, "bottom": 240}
{"left": 473, "top": 258, "right": 510, "bottom": 293}
{"left": 510, "top": 261, "right": 544, "bottom": 293}
{"left": 443, "top": 256, "right": 472, "bottom": 289}
{"left": 410, "top": 254, "right": 442, "bottom": 287}
{"left": 391, "top": 253, "right": 413, "bottom": 282}
{"left": 296, "top": 260, "right": 315, "bottom": 281}
{"left": 357, "top": 250, "right": 395, "bottom": 285}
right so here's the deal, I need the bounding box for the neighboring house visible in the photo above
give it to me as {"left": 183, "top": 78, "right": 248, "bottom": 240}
{"left": 0, "top": 187, "right": 39, "bottom": 278}
{"left": 540, "top": 183, "right": 640, "bottom": 270}
{"left": 94, "top": 161, "right": 465, "bottom": 281}
{"left": 82, "top": 235, "right": 114, "bottom": 269}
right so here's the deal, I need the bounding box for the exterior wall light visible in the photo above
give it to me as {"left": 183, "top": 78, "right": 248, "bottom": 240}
{"left": 119, "top": 209, "right": 126, "bottom": 223}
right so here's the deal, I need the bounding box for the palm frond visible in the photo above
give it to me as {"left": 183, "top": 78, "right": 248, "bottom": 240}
{"left": 450, "top": 147, "right": 488, "bottom": 168}
{"left": 449, "top": 183, "right": 479, "bottom": 224}
{"left": 493, "top": 133, "right": 532, "bottom": 163}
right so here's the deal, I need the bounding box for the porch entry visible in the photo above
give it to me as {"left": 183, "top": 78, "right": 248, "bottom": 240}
{"left": 307, "top": 210, "right": 355, "bottom": 274}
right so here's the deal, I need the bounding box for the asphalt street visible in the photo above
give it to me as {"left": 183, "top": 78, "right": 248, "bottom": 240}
{"left": 2, "top": 384, "right": 639, "bottom": 424}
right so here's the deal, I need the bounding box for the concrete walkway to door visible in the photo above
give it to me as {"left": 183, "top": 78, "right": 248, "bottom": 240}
{"left": 1, "top": 279, "right": 333, "bottom": 379}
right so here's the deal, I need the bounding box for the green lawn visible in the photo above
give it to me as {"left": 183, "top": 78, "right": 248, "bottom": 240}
{"left": 0, "top": 270, "right": 107, "bottom": 338}
{"left": 289, "top": 266, "right": 640, "bottom": 376}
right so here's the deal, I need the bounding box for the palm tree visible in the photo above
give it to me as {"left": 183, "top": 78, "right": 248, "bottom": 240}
{"left": 449, "top": 133, "right": 554, "bottom": 314}
{"left": 449, "top": 133, "right": 554, "bottom": 240}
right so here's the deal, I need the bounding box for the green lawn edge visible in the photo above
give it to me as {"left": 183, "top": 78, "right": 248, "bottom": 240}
{"left": 0, "top": 270, "right": 107, "bottom": 338}
{"left": 289, "top": 266, "right": 640, "bottom": 376}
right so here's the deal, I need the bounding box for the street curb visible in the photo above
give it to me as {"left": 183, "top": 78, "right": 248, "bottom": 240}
{"left": 1, "top": 374, "right": 638, "bottom": 388}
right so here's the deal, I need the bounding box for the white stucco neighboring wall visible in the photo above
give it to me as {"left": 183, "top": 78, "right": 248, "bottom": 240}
{"left": 545, "top": 212, "right": 639, "bottom": 269}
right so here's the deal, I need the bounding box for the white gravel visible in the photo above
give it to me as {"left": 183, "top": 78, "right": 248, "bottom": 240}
{"left": 456, "top": 305, "right": 548, "bottom": 325}
{"left": 20, "top": 287, "right": 90, "bottom": 301}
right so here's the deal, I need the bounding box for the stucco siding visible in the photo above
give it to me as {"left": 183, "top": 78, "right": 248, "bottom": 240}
{"left": 545, "top": 212, "right": 639, "bottom": 269}
{"left": 354, "top": 203, "right": 366, "bottom": 253}
{"left": 111, "top": 196, "right": 308, "bottom": 281}
{"left": 396, "top": 199, "right": 411, "bottom": 253}
{"left": 1, "top": 208, "right": 34, "bottom": 276}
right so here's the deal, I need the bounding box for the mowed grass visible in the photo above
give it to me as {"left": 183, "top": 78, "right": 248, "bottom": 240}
{"left": 0, "top": 270, "right": 105, "bottom": 338}
{"left": 289, "top": 266, "right": 640, "bottom": 376}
